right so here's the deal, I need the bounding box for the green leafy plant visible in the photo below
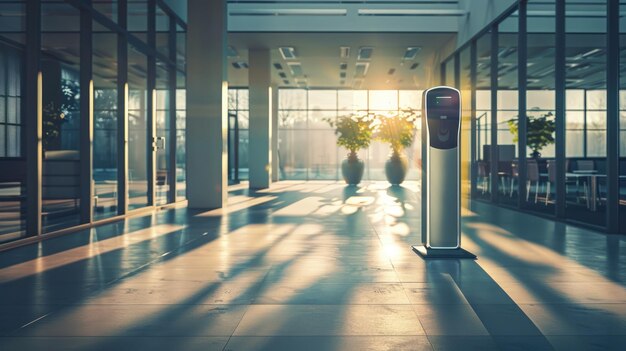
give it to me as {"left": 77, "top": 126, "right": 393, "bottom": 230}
{"left": 507, "top": 110, "right": 555, "bottom": 158}
{"left": 326, "top": 113, "right": 376, "bottom": 156}
{"left": 375, "top": 109, "right": 418, "bottom": 155}
{"left": 42, "top": 79, "right": 80, "bottom": 151}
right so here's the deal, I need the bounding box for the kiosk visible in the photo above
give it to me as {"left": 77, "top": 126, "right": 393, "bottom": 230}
{"left": 413, "top": 86, "right": 475, "bottom": 259}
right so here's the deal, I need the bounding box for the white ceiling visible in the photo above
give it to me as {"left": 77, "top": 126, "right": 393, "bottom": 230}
{"left": 227, "top": 32, "right": 456, "bottom": 90}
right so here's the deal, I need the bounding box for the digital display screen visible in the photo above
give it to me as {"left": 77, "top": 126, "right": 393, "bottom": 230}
{"left": 434, "top": 96, "right": 454, "bottom": 106}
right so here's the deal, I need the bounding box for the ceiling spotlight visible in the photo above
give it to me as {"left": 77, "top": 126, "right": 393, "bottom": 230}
{"left": 279, "top": 47, "right": 297, "bottom": 60}
{"left": 403, "top": 47, "right": 421, "bottom": 60}
{"left": 355, "top": 62, "right": 369, "bottom": 77}
{"left": 287, "top": 62, "right": 303, "bottom": 76}
{"left": 358, "top": 47, "right": 373, "bottom": 60}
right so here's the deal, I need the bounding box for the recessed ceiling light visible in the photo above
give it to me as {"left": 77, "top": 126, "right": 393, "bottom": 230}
{"left": 287, "top": 62, "right": 303, "bottom": 76}
{"left": 358, "top": 47, "right": 373, "bottom": 60}
{"left": 355, "top": 62, "right": 369, "bottom": 77}
{"left": 279, "top": 47, "right": 297, "bottom": 60}
{"left": 340, "top": 46, "right": 350, "bottom": 59}
{"left": 403, "top": 47, "right": 420, "bottom": 60}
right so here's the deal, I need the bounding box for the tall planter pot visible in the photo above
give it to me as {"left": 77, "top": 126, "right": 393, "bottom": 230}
{"left": 385, "top": 152, "right": 408, "bottom": 185}
{"left": 342, "top": 153, "right": 365, "bottom": 185}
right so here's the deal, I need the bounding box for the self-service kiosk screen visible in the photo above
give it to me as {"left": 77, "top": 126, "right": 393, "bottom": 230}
{"left": 426, "top": 88, "right": 460, "bottom": 150}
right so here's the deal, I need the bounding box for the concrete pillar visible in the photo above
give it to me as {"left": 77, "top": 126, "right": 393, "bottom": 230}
{"left": 271, "top": 84, "right": 279, "bottom": 182}
{"left": 248, "top": 49, "right": 273, "bottom": 189}
{"left": 186, "top": 0, "right": 228, "bottom": 208}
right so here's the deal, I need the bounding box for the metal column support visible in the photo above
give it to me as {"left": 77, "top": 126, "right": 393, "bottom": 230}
{"left": 555, "top": 0, "right": 566, "bottom": 218}
{"left": 168, "top": 17, "right": 178, "bottom": 202}
{"left": 25, "top": 0, "right": 42, "bottom": 236}
{"left": 79, "top": 1, "right": 94, "bottom": 224}
{"left": 517, "top": 0, "right": 528, "bottom": 208}
{"left": 490, "top": 24, "right": 499, "bottom": 203}
{"left": 117, "top": 0, "right": 128, "bottom": 215}
{"left": 470, "top": 41, "right": 478, "bottom": 199}
{"left": 606, "top": 0, "right": 619, "bottom": 233}
{"left": 147, "top": 0, "right": 156, "bottom": 206}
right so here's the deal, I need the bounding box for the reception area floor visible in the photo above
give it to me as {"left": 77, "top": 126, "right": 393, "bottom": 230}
{"left": 0, "top": 181, "right": 625, "bottom": 350}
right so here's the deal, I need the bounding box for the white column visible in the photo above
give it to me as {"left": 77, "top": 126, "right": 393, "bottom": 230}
{"left": 186, "top": 0, "right": 228, "bottom": 208}
{"left": 248, "top": 49, "right": 273, "bottom": 189}
{"left": 271, "top": 83, "right": 279, "bottom": 182}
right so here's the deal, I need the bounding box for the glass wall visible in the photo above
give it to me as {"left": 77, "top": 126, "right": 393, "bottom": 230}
{"left": 619, "top": 3, "right": 626, "bottom": 234}
{"left": 278, "top": 89, "right": 421, "bottom": 181}
{"left": 155, "top": 61, "right": 171, "bottom": 206}
{"left": 228, "top": 88, "right": 249, "bottom": 181}
{"left": 93, "top": 21, "right": 118, "bottom": 220}
{"left": 176, "top": 23, "right": 186, "bottom": 201}
{"left": 498, "top": 15, "right": 519, "bottom": 206}
{"left": 0, "top": 0, "right": 26, "bottom": 242}
{"left": 475, "top": 30, "right": 492, "bottom": 199}
{"left": 447, "top": 0, "right": 622, "bottom": 233}
{"left": 565, "top": 0, "right": 607, "bottom": 227}
{"left": 526, "top": 0, "right": 556, "bottom": 213}
{"left": 0, "top": 1, "right": 187, "bottom": 244}
{"left": 41, "top": 2, "right": 81, "bottom": 233}
{"left": 459, "top": 48, "right": 471, "bottom": 206}
{"left": 128, "top": 44, "right": 149, "bottom": 210}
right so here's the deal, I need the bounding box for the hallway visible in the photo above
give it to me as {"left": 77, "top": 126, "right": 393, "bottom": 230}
{"left": 0, "top": 181, "right": 625, "bottom": 350}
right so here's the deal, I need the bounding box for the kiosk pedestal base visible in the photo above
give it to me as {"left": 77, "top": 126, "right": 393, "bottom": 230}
{"left": 412, "top": 245, "right": 476, "bottom": 259}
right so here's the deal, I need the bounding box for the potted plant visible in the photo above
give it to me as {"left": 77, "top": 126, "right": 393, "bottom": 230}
{"left": 376, "top": 109, "right": 418, "bottom": 185}
{"left": 507, "top": 110, "right": 555, "bottom": 159}
{"left": 327, "top": 113, "right": 375, "bottom": 185}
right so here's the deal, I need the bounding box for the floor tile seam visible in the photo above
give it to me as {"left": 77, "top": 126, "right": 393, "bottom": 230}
{"left": 13, "top": 301, "right": 597, "bottom": 307}
{"left": 222, "top": 302, "right": 254, "bottom": 351}
{"left": 228, "top": 333, "right": 430, "bottom": 337}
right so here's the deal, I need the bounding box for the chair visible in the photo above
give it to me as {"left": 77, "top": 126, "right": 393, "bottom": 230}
{"left": 575, "top": 159, "right": 595, "bottom": 206}
{"left": 545, "top": 160, "right": 556, "bottom": 205}
{"left": 527, "top": 160, "right": 540, "bottom": 203}
{"left": 498, "top": 161, "right": 513, "bottom": 195}
{"left": 477, "top": 161, "right": 489, "bottom": 194}
{"left": 509, "top": 161, "right": 518, "bottom": 197}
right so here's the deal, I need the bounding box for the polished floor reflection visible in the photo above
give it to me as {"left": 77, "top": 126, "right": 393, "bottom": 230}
{"left": 0, "top": 181, "right": 625, "bottom": 351}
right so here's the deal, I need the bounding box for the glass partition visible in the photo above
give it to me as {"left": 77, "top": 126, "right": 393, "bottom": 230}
{"left": 525, "top": 0, "right": 556, "bottom": 213}
{"left": 228, "top": 88, "right": 249, "bottom": 181}
{"left": 459, "top": 48, "right": 472, "bottom": 206}
{"left": 41, "top": 3, "right": 81, "bottom": 232}
{"left": 0, "top": 0, "right": 26, "bottom": 242}
{"left": 498, "top": 15, "right": 519, "bottom": 206}
{"left": 619, "top": 3, "right": 626, "bottom": 234}
{"left": 93, "top": 22, "right": 118, "bottom": 219}
{"left": 128, "top": 44, "right": 149, "bottom": 210}
{"left": 565, "top": 0, "right": 607, "bottom": 227}
{"left": 475, "top": 31, "right": 492, "bottom": 199}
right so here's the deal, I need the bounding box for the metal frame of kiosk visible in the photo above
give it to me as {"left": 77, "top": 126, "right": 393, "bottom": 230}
{"left": 413, "top": 86, "right": 476, "bottom": 259}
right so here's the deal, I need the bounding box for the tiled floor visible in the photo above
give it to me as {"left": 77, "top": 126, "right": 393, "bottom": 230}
{"left": 0, "top": 181, "right": 625, "bottom": 350}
